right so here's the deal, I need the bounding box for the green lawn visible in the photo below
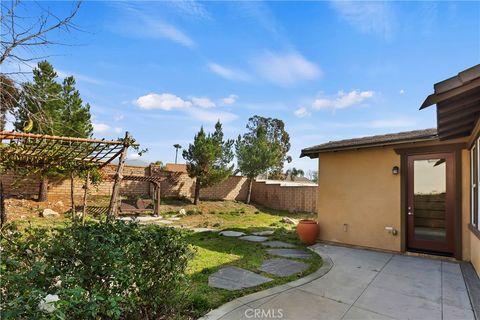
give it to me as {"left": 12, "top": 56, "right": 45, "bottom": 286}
{"left": 7, "top": 199, "right": 321, "bottom": 319}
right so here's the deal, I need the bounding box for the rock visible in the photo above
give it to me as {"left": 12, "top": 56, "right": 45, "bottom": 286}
{"left": 239, "top": 235, "right": 269, "bottom": 242}
{"left": 42, "top": 209, "right": 59, "bottom": 218}
{"left": 178, "top": 208, "right": 187, "bottom": 216}
{"left": 252, "top": 230, "right": 275, "bottom": 236}
{"left": 38, "top": 294, "right": 59, "bottom": 313}
{"left": 219, "top": 230, "right": 245, "bottom": 237}
{"left": 281, "top": 217, "right": 298, "bottom": 225}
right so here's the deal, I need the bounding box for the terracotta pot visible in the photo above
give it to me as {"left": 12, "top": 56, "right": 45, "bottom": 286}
{"left": 297, "top": 219, "right": 319, "bottom": 245}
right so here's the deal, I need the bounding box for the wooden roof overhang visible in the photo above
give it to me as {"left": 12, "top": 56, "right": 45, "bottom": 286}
{"left": 421, "top": 64, "right": 480, "bottom": 141}
{"left": 0, "top": 131, "right": 135, "bottom": 169}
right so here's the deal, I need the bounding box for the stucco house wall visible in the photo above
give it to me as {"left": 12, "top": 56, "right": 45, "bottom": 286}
{"left": 316, "top": 139, "right": 475, "bottom": 265}
{"left": 316, "top": 147, "right": 401, "bottom": 252}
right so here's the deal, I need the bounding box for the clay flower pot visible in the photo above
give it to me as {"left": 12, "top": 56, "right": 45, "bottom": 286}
{"left": 297, "top": 219, "right": 319, "bottom": 245}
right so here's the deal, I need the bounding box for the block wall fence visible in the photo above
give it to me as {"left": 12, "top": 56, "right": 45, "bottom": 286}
{"left": 0, "top": 165, "right": 317, "bottom": 213}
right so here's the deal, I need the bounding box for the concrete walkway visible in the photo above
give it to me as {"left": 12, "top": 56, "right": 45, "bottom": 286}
{"left": 201, "top": 244, "right": 475, "bottom": 320}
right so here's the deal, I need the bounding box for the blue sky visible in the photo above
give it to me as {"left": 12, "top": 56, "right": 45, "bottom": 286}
{"left": 4, "top": 1, "right": 480, "bottom": 171}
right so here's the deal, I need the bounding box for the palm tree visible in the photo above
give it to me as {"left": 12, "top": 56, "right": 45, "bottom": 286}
{"left": 173, "top": 144, "right": 182, "bottom": 164}
{"left": 285, "top": 167, "right": 305, "bottom": 181}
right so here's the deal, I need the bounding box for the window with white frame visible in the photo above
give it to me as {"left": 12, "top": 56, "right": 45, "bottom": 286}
{"left": 471, "top": 138, "right": 480, "bottom": 230}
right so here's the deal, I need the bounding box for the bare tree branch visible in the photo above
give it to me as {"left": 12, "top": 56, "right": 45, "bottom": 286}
{"left": 0, "top": 0, "right": 81, "bottom": 65}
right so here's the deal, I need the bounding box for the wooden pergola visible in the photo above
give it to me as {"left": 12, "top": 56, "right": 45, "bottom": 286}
{"left": 0, "top": 131, "right": 138, "bottom": 224}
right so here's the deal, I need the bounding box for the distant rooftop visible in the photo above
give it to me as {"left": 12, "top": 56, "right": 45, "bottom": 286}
{"left": 300, "top": 128, "right": 438, "bottom": 158}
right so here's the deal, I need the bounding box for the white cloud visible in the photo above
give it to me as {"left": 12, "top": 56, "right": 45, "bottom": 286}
{"left": 294, "top": 107, "right": 310, "bottom": 118}
{"left": 93, "top": 123, "right": 110, "bottom": 133}
{"left": 192, "top": 97, "right": 216, "bottom": 108}
{"left": 146, "top": 19, "right": 195, "bottom": 48}
{"left": 134, "top": 93, "right": 191, "bottom": 110}
{"left": 399, "top": 89, "right": 405, "bottom": 94}
{"left": 221, "top": 94, "right": 238, "bottom": 105}
{"left": 57, "top": 70, "right": 105, "bottom": 85}
{"left": 114, "top": 114, "right": 124, "bottom": 121}
{"left": 330, "top": 1, "right": 395, "bottom": 38}
{"left": 112, "top": 4, "right": 195, "bottom": 48}
{"left": 253, "top": 51, "right": 321, "bottom": 86}
{"left": 208, "top": 63, "right": 251, "bottom": 81}
{"left": 312, "top": 90, "right": 375, "bottom": 110}
{"left": 114, "top": 127, "right": 123, "bottom": 133}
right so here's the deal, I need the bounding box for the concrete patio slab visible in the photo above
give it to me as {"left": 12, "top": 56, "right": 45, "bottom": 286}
{"left": 342, "top": 306, "right": 396, "bottom": 320}
{"left": 219, "top": 231, "right": 245, "bottom": 237}
{"left": 201, "top": 244, "right": 475, "bottom": 320}
{"left": 261, "top": 241, "right": 296, "bottom": 248}
{"left": 208, "top": 267, "right": 272, "bottom": 291}
{"left": 266, "top": 248, "right": 312, "bottom": 259}
{"left": 239, "top": 235, "right": 268, "bottom": 242}
{"left": 259, "top": 258, "right": 308, "bottom": 277}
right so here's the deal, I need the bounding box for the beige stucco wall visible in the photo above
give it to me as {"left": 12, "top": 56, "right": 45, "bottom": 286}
{"left": 317, "top": 147, "right": 402, "bottom": 252}
{"left": 316, "top": 139, "right": 475, "bottom": 263}
{"left": 471, "top": 233, "right": 480, "bottom": 277}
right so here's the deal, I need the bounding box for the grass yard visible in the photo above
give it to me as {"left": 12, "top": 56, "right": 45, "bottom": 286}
{"left": 4, "top": 197, "right": 321, "bottom": 319}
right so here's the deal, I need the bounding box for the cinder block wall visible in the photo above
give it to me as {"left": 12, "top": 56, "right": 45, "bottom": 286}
{"left": 251, "top": 181, "right": 317, "bottom": 213}
{"left": 0, "top": 165, "right": 316, "bottom": 212}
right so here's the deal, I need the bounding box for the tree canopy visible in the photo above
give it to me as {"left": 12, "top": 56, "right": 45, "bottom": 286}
{"left": 14, "top": 61, "right": 93, "bottom": 138}
{"left": 183, "top": 121, "right": 234, "bottom": 204}
{"left": 236, "top": 116, "right": 291, "bottom": 203}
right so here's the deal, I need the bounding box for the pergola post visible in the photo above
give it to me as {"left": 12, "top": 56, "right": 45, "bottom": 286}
{"left": 70, "top": 172, "right": 76, "bottom": 219}
{"left": 107, "top": 132, "right": 130, "bottom": 221}
{"left": 82, "top": 171, "right": 90, "bottom": 224}
{"left": 0, "top": 181, "right": 5, "bottom": 227}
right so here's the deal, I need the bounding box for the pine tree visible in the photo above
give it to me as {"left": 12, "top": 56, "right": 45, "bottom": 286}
{"left": 14, "top": 61, "right": 93, "bottom": 201}
{"left": 183, "top": 121, "right": 234, "bottom": 205}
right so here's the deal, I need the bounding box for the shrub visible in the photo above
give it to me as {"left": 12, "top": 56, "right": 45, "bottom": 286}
{"left": 1, "top": 221, "right": 192, "bottom": 319}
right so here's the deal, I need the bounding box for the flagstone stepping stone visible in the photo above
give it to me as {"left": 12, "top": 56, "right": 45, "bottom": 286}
{"left": 219, "top": 231, "right": 245, "bottom": 237}
{"left": 239, "top": 235, "right": 268, "bottom": 242}
{"left": 168, "top": 217, "right": 181, "bottom": 221}
{"left": 192, "top": 228, "right": 218, "bottom": 233}
{"left": 117, "top": 216, "right": 163, "bottom": 222}
{"left": 252, "top": 230, "right": 275, "bottom": 236}
{"left": 266, "top": 248, "right": 312, "bottom": 259}
{"left": 208, "top": 266, "right": 272, "bottom": 291}
{"left": 259, "top": 258, "right": 308, "bottom": 277}
{"left": 262, "top": 241, "right": 296, "bottom": 248}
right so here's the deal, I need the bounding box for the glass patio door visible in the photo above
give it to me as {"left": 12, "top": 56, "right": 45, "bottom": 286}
{"left": 407, "top": 153, "right": 455, "bottom": 254}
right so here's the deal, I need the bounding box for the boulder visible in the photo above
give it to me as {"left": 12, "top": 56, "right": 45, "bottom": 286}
{"left": 281, "top": 217, "right": 298, "bottom": 225}
{"left": 178, "top": 208, "right": 186, "bottom": 216}
{"left": 38, "top": 294, "right": 59, "bottom": 313}
{"left": 42, "top": 209, "right": 59, "bottom": 218}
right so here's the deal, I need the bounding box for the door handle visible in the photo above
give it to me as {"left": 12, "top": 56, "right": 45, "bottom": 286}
{"left": 408, "top": 206, "right": 414, "bottom": 216}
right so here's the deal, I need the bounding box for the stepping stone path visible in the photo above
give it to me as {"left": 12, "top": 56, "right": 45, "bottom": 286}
{"left": 252, "top": 230, "right": 275, "bottom": 236}
{"left": 262, "top": 240, "right": 296, "bottom": 248}
{"left": 191, "top": 228, "right": 218, "bottom": 233}
{"left": 259, "top": 258, "right": 308, "bottom": 277}
{"left": 208, "top": 229, "right": 317, "bottom": 291}
{"left": 219, "top": 230, "right": 245, "bottom": 237}
{"left": 266, "top": 248, "right": 312, "bottom": 259}
{"left": 167, "top": 217, "right": 181, "bottom": 221}
{"left": 239, "top": 235, "right": 268, "bottom": 242}
{"left": 208, "top": 266, "right": 272, "bottom": 291}
{"left": 118, "top": 216, "right": 163, "bottom": 222}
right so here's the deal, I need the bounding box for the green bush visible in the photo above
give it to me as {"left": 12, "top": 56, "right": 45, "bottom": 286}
{"left": 1, "top": 221, "right": 192, "bottom": 319}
